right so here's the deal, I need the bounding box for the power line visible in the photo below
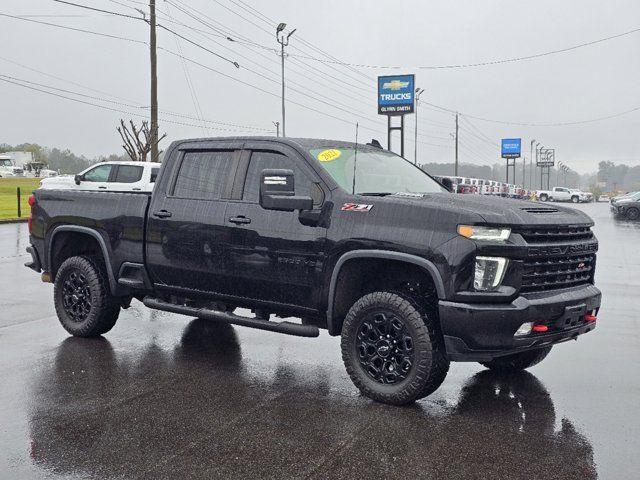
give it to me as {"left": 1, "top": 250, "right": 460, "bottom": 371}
{"left": 0, "top": 76, "right": 271, "bottom": 133}
{"left": 52, "top": 0, "right": 144, "bottom": 20}
{"left": 281, "top": 26, "right": 640, "bottom": 70}
{"left": 0, "top": 13, "right": 146, "bottom": 44}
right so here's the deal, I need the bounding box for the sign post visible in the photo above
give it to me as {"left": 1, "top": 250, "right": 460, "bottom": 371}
{"left": 378, "top": 74, "right": 415, "bottom": 157}
{"left": 536, "top": 148, "right": 555, "bottom": 189}
{"left": 501, "top": 138, "right": 521, "bottom": 184}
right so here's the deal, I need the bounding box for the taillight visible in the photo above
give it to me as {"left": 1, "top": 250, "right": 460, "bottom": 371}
{"left": 28, "top": 194, "right": 35, "bottom": 234}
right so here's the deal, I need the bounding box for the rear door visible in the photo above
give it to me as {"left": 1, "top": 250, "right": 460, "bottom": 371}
{"left": 110, "top": 164, "right": 145, "bottom": 191}
{"left": 222, "top": 144, "right": 328, "bottom": 309}
{"left": 145, "top": 146, "right": 241, "bottom": 295}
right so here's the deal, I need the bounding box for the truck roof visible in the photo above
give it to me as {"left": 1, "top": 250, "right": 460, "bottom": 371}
{"left": 172, "top": 136, "right": 380, "bottom": 151}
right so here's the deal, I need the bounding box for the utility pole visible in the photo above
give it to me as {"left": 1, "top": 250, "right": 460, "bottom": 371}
{"left": 149, "top": 0, "right": 158, "bottom": 162}
{"left": 454, "top": 113, "right": 459, "bottom": 176}
{"left": 414, "top": 88, "right": 424, "bottom": 165}
{"left": 273, "top": 121, "right": 280, "bottom": 137}
{"left": 276, "top": 23, "right": 295, "bottom": 137}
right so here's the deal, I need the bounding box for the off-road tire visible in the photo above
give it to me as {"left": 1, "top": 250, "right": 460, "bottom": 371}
{"left": 54, "top": 255, "right": 120, "bottom": 337}
{"left": 341, "top": 291, "right": 449, "bottom": 405}
{"left": 571, "top": 196, "right": 580, "bottom": 203}
{"left": 626, "top": 207, "right": 640, "bottom": 221}
{"left": 480, "top": 346, "right": 552, "bottom": 372}
{"left": 539, "top": 194, "right": 548, "bottom": 202}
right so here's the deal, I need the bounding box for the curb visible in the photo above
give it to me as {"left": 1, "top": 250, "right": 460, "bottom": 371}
{"left": 0, "top": 218, "right": 28, "bottom": 224}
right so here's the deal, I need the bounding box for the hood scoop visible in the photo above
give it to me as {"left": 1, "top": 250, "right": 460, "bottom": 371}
{"left": 520, "top": 206, "right": 559, "bottom": 214}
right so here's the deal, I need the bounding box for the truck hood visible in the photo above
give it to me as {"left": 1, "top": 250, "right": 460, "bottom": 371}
{"left": 392, "top": 193, "right": 594, "bottom": 226}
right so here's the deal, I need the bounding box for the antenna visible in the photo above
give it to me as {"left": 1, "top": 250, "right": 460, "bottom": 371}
{"left": 352, "top": 122, "right": 359, "bottom": 194}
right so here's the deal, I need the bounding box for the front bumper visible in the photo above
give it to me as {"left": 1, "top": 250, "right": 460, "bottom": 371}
{"left": 439, "top": 284, "right": 601, "bottom": 362}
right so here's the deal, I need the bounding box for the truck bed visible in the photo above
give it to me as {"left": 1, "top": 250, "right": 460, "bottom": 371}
{"left": 31, "top": 189, "right": 151, "bottom": 282}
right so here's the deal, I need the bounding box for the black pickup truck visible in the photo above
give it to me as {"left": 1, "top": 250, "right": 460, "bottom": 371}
{"left": 25, "top": 137, "right": 601, "bottom": 405}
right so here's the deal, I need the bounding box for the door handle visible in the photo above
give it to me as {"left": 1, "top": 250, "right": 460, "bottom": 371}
{"left": 98, "top": 186, "right": 107, "bottom": 189}
{"left": 229, "top": 216, "right": 251, "bottom": 225}
{"left": 152, "top": 210, "right": 172, "bottom": 219}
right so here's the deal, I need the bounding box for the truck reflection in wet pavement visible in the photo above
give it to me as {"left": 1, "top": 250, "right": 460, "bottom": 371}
{"left": 28, "top": 320, "right": 595, "bottom": 480}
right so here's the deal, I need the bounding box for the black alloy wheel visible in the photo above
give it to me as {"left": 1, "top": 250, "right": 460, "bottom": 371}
{"left": 355, "top": 310, "right": 415, "bottom": 385}
{"left": 341, "top": 291, "right": 449, "bottom": 405}
{"left": 54, "top": 256, "right": 120, "bottom": 337}
{"left": 61, "top": 269, "right": 93, "bottom": 322}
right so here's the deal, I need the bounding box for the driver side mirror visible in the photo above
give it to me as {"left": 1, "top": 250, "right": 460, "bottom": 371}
{"left": 260, "top": 169, "right": 313, "bottom": 212}
{"left": 74, "top": 174, "right": 82, "bottom": 185}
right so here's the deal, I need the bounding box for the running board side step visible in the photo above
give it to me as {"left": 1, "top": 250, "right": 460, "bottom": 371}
{"left": 143, "top": 297, "right": 320, "bottom": 338}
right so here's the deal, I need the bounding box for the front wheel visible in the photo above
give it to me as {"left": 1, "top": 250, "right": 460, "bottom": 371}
{"left": 480, "top": 346, "right": 552, "bottom": 372}
{"left": 54, "top": 255, "right": 120, "bottom": 337}
{"left": 571, "top": 196, "right": 579, "bottom": 203}
{"left": 626, "top": 207, "right": 640, "bottom": 220}
{"left": 341, "top": 291, "right": 449, "bottom": 405}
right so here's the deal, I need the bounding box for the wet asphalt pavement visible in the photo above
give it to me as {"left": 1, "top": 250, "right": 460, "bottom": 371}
{"left": 1, "top": 202, "right": 638, "bottom": 479}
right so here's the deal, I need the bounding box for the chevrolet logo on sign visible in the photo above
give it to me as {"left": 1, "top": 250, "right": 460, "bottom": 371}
{"left": 382, "top": 80, "right": 410, "bottom": 90}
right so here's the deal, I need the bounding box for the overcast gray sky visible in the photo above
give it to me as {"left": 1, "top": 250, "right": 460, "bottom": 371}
{"left": 1, "top": 0, "right": 639, "bottom": 172}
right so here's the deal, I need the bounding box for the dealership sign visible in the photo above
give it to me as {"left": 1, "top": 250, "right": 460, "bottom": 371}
{"left": 378, "top": 74, "right": 415, "bottom": 115}
{"left": 501, "top": 138, "right": 522, "bottom": 159}
{"left": 537, "top": 148, "right": 555, "bottom": 167}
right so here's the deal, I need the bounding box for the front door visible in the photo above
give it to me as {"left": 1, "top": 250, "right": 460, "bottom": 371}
{"left": 223, "top": 146, "right": 328, "bottom": 309}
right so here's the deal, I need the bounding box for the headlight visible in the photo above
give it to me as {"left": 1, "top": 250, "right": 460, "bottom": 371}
{"left": 458, "top": 225, "right": 511, "bottom": 242}
{"left": 474, "top": 256, "right": 508, "bottom": 291}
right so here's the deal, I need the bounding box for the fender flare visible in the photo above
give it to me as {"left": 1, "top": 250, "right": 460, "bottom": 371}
{"left": 326, "top": 249, "right": 446, "bottom": 336}
{"left": 48, "top": 225, "right": 118, "bottom": 294}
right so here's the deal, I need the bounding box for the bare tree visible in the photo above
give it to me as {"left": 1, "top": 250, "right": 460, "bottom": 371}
{"left": 117, "top": 119, "right": 166, "bottom": 162}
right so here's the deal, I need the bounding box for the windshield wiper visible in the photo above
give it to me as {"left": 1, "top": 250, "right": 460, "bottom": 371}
{"left": 356, "top": 192, "right": 394, "bottom": 196}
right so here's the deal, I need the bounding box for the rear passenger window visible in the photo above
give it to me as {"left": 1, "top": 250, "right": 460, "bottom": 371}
{"left": 114, "top": 165, "right": 143, "bottom": 183}
{"left": 243, "top": 151, "right": 317, "bottom": 203}
{"left": 173, "top": 151, "right": 232, "bottom": 200}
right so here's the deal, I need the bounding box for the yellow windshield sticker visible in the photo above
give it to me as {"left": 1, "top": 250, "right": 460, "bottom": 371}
{"left": 317, "top": 149, "right": 341, "bottom": 162}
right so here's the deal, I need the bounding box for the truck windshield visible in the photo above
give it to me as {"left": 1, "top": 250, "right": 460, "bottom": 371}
{"left": 309, "top": 147, "right": 447, "bottom": 195}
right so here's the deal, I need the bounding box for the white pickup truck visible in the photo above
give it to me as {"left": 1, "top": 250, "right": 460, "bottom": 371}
{"left": 39, "top": 161, "right": 161, "bottom": 192}
{"left": 537, "top": 187, "right": 593, "bottom": 203}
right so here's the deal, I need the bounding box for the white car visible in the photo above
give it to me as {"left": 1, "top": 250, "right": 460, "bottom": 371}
{"left": 0, "top": 156, "right": 24, "bottom": 177}
{"left": 40, "top": 161, "right": 161, "bottom": 192}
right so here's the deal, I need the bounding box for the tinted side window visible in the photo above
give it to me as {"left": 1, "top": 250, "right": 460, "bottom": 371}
{"left": 243, "top": 151, "right": 312, "bottom": 203}
{"left": 172, "top": 151, "right": 233, "bottom": 200}
{"left": 114, "top": 165, "right": 143, "bottom": 183}
{"left": 150, "top": 168, "right": 160, "bottom": 183}
{"left": 83, "top": 165, "right": 112, "bottom": 182}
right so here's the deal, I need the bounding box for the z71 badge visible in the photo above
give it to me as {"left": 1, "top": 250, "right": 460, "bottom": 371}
{"left": 341, "top": 203, "right": 373, "bottom": 212}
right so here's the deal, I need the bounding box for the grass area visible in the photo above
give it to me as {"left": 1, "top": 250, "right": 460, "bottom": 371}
{"left": 0, "top": 178, "right": 40, "bottom": 220}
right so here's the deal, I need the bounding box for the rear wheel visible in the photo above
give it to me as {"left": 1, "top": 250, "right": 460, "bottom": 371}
{"left": 54, "top": 255, "right": 120, "bottom": 337}
{"left": 341, "top": 291, "right": 449, "bottom": 405}
{"left": 626, "top": 207, "right": 640, "bottom": 220}
{"left": 539, "top": 194, "right": 548, "bottom": 202}
{"left": 480, "top": 346, "right": 552, "bottom": 372}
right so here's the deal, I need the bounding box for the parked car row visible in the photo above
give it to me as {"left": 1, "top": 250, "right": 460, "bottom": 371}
{"left": 431, "top": 175, "right": 532, "bottom": 199}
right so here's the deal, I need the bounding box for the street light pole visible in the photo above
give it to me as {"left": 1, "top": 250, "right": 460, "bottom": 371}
{"left": 273, "top": 121, "right": 280, "bottom": 137}
{"left": 276, "top": 23, "right": 295, "bottom": 137}
{"left": 454, "top": 113, "right": 459, "bottom": 176}
{"left": 414, "top": 88, "right": 424, "bottom": 165}
{"left": 529, "top": 139, "right": 535, "bottom": 190}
